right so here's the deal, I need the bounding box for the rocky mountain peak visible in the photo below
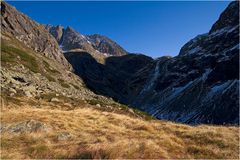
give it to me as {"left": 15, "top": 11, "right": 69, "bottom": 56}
{"left": 87, "top": 34, "right": 128, "bottom": 56}
{"left": 179, "top": 1, "right": 239, "bottom": 57}
{"left": 65, "top": 26, "right": 76, "bottom": 32}
{"left": 45, "top": 24, "right": 64, "bottom": 44}
{"left": 209, "top": 1, "right": 239, "bottom": 33}
{"left": 46, "top": 25, "right": 128, "bottom": 56}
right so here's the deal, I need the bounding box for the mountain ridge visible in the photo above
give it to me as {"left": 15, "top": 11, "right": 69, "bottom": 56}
{"left": 45, "top": 25, "right": 128, "bottom": 57}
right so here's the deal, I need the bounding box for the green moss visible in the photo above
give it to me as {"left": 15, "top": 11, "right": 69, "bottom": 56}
{"left": 1, "top": 51, "right": 16, "bottom": 63}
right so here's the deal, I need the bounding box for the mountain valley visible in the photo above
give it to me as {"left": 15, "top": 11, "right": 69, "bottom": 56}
{"left": 0, "top": 1, "right": 239, "bottom": 159}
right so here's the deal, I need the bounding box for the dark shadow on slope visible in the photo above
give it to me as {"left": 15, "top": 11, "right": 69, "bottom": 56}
{"left": 64, "top": 51, "right": 153, "bottom": 104}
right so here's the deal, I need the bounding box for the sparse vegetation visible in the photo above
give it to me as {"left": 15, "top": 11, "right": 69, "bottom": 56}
{"left": 58, "top": 79, "right": 70, "bottom": 88}
{"left": 71, "top": 83, "right": 80, "bottom": 90}
{"left": 43, "top": 60, "right": 60, "bottom": 74}
{"left": 1, "top": 100, "right": 239, "bottom": 159}
{"left": 1, "top": 44, "right": 40, "bottom": 73}
{"left": 43, "top": 73, "right": 56, "bottom": 82}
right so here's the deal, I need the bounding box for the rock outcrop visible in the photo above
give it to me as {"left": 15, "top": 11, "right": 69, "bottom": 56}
{"left": 1, "top": 120, "right": 50, "bottom": 134}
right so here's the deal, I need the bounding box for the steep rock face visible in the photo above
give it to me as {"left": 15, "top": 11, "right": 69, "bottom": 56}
{"left": 130, "top": 1, "right": 239, "bottom": 125}
{"left": 46, "top": 25, "right": 127, "bottom": 56}
{"left": 1, "top": 2, "right": 71, "bottom": 70}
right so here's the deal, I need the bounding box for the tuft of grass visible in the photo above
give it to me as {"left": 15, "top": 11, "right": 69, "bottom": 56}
{"left": 71, "top": 84, "right": 80, "bottom": 90}
{"left": 43, "top": 73, "right": 56, "bottom": 82}
{"left": 1, "top": 93, "right": 22, "bottom": 106}
{"left": 27, "top": 143, "right": 51, "bottom": 158}
{"left": 43, "top": 60, "right": 60, "bottom": 74}
{"left": 58, "top": 79, "right": 70, "bottom": 88}
{"left": 87, "top": 99, "right": 105, "bottom": 106}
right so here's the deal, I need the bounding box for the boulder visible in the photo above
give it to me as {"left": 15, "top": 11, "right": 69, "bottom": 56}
{"left": 1, "top": 120, "right": 49, "bottom": 134}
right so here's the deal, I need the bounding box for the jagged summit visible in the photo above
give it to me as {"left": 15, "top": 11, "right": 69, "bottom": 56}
{"left": 45, "top": 25, "right": 128, "bottom": 56}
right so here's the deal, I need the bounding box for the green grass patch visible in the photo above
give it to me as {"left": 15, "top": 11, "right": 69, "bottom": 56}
{"left": 1, "top": 44, "right": 39, "bottom": 73}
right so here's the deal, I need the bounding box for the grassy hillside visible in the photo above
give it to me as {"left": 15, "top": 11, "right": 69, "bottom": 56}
{"left": 1, "top": 97, "right": 239, "bottom": 159}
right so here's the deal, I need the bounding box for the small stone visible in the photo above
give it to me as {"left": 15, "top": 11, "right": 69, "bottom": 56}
{"left": 9, "top": 88, "right": 17, "bottom": 94}
{"left": 57, "top": 132, "right": 73, "bottom": 141}
{"left": 129, "top": 109, "right": 134, "bottom": 114}
{"left": 96, "top": 104, "right": 101, "bottom": 107}
{"left": 24, "top": 91, "right": 32, "bottom": 97}
{"left": 51, "top": 98, "right": 60, "bottom": 102}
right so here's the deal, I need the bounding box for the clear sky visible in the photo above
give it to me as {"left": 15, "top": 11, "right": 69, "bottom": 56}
{"left": 8, "top": 1, "right": 230, "bottom": 58}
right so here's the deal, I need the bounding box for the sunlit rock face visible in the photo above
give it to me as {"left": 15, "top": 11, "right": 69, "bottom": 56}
{"left": 1, "top": 2, "right": 72, "bottom": 70}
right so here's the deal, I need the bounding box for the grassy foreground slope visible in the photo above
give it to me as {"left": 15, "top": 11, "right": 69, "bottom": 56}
{"left": 1, "top": 97, "right": 239, "bottom": 159}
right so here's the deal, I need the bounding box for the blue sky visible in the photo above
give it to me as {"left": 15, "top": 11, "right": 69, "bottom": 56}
{"left": 8, "top": 1, "right": 230, "bottom": 58}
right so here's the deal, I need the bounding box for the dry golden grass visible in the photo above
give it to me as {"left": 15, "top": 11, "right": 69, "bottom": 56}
{"left": 1, "top": 99, "right": 239, "bottom": 159}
